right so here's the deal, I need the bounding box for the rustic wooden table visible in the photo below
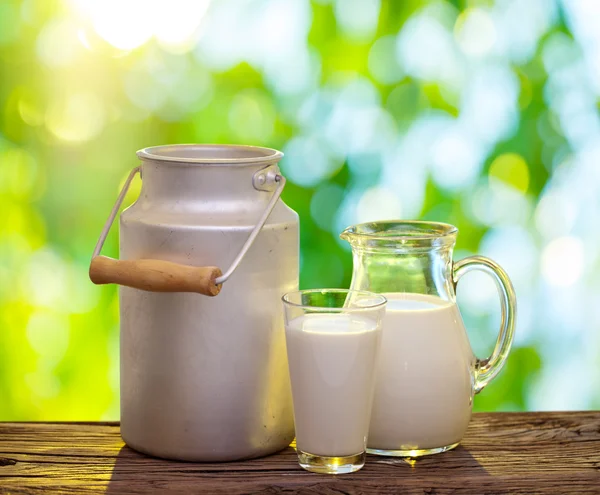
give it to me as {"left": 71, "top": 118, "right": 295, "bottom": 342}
{"left": 0, "top": 412, "right": 599, "bottom": 494}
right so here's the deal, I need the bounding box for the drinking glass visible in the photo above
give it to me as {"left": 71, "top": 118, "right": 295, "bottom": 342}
{"left": 282, "top": 289, "right": 387, "bottom": 474}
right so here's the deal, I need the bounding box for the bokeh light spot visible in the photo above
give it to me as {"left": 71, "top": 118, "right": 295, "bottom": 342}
{"left": 385, "top": 81, "right": 424, "bottom": 128}
{"left": 282, "top": 136, "right": 343, "bottom": 188}
{"left": 493, "top": 0, "right": 558, "bottom": 65}
{"left": 22, "top": 249, "right": 68, "bottom": 309}
{"left": 18, "top": 92, "right": 44, "bottom": 127}
{"left": 535, "top": 189, "right": 577, "bottom": 239}
{"left": 356, "top": 186, "right": 402, "bottom": 223}
{"left": 480, "top": 226, "right": 538, "bottom": 292}
{"left": 25, "top": 372, "right": 61, "bottom": 399}
{"left": 36, "top": 17, "right": 81, "bottom": 67}
{"left": 455, "top": 267, "right": 497, "bottom": 316}
{"left": 334, "top": 0, "right": 381, "bottom": 42}
{"left": 454, "top": 8, "right": 496, "bottom": 57}
{"left": 431, "top": 125, "right": 485, "bottom": 191}
{"left": 0, "top": 148, "right": 38, "bottom": 197}
{"left": 460, "top": 64, "right": 520, "bottom": 145}
{"left": 347, "top": 152, "right": 382, "bottom": 180}
{"left": 541, "top": 236, "right": 585, "bottom": 287}
{"left": 368, "top": 35, "right": 404, "bottom": 85}
{"left": 488, "top": 153, "right": 530, "bottom": 193}
{"left": 397, "top": 7, "right": 461, "bottom": 87}
{"left": 26, "top": 310, "right": 70, "bottom": 369}
{"left": 124, "top": 67, "right": 168, "bottom": 113}
{"left": 542, "top": 32, "right": 580, "bottom": 75}
{"left": 228, "top": 90, "right": 275, "bottom": 143}
{"left": 468, "top": 181, "right": 532, "bottom": 228}
{"left": 0, "top": 202, "right": 46, "bottom": 250}
{"left": 45, "top": 91, "right": 105, "bottom": 143}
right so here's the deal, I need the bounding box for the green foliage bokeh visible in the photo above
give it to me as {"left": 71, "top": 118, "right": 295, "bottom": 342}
{"left": 1, "top": 0, "right": 598, "bottom": 419}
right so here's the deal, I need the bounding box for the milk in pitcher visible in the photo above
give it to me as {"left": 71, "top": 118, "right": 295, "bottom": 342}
{"left": 367, "top": 293, "right": 475, "bottom": 454}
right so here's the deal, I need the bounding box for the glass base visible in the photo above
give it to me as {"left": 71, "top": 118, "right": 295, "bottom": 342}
{"left": 297, "top": 450, "right": 365, "bottom": 474}
{"left": 367, "top": 441, "right": 460, "bottom": 457}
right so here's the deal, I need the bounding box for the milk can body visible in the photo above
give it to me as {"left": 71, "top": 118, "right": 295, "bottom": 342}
{"left": 114, "top": 145, "right": 298, "bottom": 461}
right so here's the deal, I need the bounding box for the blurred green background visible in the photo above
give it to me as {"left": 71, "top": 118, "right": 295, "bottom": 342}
{"left": 1, "top": 0, "right": 599, "bottom": 420}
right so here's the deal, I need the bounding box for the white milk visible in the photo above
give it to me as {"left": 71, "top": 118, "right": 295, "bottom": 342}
{"left": 367, "top": 293, "right": 474, "bottom": 452}
{"left": 285, "top": 314, "right": 381, "bottom": 457}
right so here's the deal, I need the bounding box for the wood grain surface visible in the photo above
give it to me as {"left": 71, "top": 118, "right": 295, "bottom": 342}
{"left": 0, "top": 412, "right": 599, "bottom": 494}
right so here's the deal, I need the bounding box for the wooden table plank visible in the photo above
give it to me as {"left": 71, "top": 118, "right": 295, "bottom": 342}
{"left": 0, "top": 412, "right": 599, "bottom": 494}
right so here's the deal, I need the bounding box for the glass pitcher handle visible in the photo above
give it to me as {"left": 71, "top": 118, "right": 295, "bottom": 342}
{"left": 453, "top": 255, "right": 517, "bottom": 394}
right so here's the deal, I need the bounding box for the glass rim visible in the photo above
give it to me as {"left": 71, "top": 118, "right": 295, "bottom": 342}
{"left": 340, "top": 220, "right": 458, "bottom": 242}
{"left": 282, "top": 289, "right": 387, "bottom": 310}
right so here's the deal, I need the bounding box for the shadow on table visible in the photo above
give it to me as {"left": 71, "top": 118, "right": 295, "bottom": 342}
{"left": 104, "top": 443, "right": 294, "bottom": 494}
{"left": 105, "top": 443, "right": 491, "bottom": 493}
{"left": 105, "top": 445, "right": 188, "bottom": 495}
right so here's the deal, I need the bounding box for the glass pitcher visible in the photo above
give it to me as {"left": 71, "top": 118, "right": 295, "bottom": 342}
{"left": 340, "top": 221, "right": 516, "bottom": 457}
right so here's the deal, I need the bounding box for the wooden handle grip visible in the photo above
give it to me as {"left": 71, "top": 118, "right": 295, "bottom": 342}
{"left": 89, "top": 256, "right": 222, "bottom": 296}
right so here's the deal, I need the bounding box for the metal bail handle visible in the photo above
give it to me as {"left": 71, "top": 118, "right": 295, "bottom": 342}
{"left": 89, "top": 165, "right": 287, "bottom": 297}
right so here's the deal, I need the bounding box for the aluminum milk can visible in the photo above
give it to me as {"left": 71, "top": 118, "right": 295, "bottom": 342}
{"left": 89, "top": 144, "right": 298, "bottom": 461}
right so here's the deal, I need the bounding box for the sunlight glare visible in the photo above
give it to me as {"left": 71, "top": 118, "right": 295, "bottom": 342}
{"left": 83, "top": 0, "right": 153, "bottom": 51}
{"left": 153, "top": 0, "right": 211, "bottom": 52}
{"left": 70, "top": 0, "right": 210, "bottom": 52}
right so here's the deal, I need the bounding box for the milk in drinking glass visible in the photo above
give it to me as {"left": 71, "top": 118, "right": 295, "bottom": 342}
{"left": 282, "top": 290, "right": 386, "bottom": 474}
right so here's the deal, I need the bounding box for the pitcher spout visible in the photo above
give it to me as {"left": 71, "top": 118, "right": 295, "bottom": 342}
{"left": 339, "top": 225, "right": 355, "bottom": 243}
